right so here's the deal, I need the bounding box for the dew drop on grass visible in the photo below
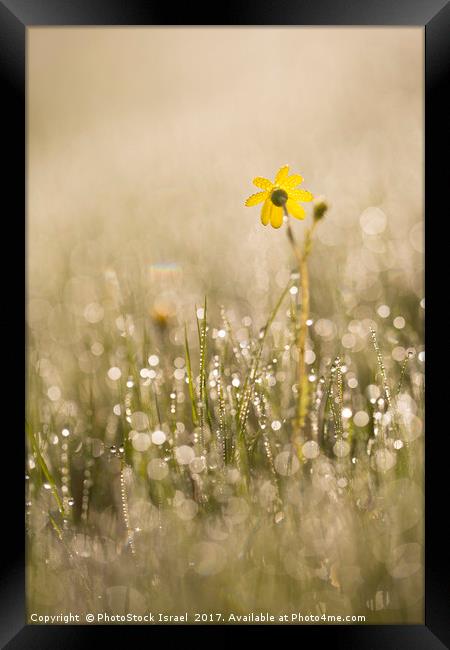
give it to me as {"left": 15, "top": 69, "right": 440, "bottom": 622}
{"left": 175, "top": 445, "right": 195, "bottom": 465}
{"left": 302, "top": 440, "right": 320, "bottom": 460}
{"left": 333, "top": 440, "right": 350, "bottom": 458}
{"left": 151, "top": 430, "right": 166, "bottom": 445}
{"left": 107, "top": 367, "right": 121, "bottom": 381}
{"left": 132, "top": 433, "right": 151, "bottom": 452}
{"left": 189, "top": 456, "right": 206, "bottom": 474}
{"left": 392, "top": 347, "right": 406, "bottom": 362}
{"left": 130, "top": 412, "right": 149, "bottom": 431}
{"left": 359, "top": 207, "right": 387, "bottom": 235}
{"left": 366, "top": 385, "right": 381, "bottom": 401}
{"left": 377, "top": 304, "right": 390, "bottom": 318}
{"left": 275, "top": 450, "right": 300, "bottom": 476}
{"left": 91, "top": 439, "right": 104, "bottom": 457}
{"left": 47, "top": 386, "right": 61, "bottom": 401}
{"left": 91, "top": 341, "right": 104, "bottom": 356}
{"left": 147, "top": 458, "right": 169, "bottom": 481}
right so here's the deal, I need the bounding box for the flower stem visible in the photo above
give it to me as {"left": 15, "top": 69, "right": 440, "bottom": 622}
{"left": 285, "top": 209, "right": 318, "bottom": 435}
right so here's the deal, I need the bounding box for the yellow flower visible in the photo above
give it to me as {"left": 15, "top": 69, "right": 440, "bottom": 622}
{"left": 245, "top": 165, "right": 313, "bottom": 229}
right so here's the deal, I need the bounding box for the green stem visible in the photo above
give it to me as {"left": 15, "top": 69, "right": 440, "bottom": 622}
{"left": 285, "top": 211, "right": 319, "bottom": 436}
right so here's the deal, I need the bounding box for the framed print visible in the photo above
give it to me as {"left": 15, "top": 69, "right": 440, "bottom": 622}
{"left": 1, "top": 0, "right": 449, "bottom": 647}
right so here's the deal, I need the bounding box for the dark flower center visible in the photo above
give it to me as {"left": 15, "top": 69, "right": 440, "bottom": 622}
{"left": 271, "top": 188, "right": 288, "bottom": 207}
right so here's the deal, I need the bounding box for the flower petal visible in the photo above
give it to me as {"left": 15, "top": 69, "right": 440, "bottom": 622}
{"left": 274, "top": 165, "right": 289, "bottom": 185}
{"left": 261, "top": 198, "right": 271, "bottom": 225}
{"left": 286, "top": 199, "right": 306, "bottom": 220}
{"left": 253, "top": 177, "right": 273, "bottom": 190}
{"left": 285, "top": 174, "right": 304, "bottom": 189}
{"left": 245, "top": 191, "right": 268, "bottom": 207}
{"left": 289, "top": 189, "right": 313, "bottom": 202}
{"left": 270, "top": 203, "right": 284, "bottom": 228}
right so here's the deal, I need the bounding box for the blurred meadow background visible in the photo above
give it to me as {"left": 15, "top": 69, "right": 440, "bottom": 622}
{"left": 27, "top": 28, "right": 424, "bottom": 623}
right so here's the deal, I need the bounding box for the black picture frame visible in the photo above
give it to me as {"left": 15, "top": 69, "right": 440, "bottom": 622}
{"left": 1, "top": 0, "right": 448, "bottom": 647}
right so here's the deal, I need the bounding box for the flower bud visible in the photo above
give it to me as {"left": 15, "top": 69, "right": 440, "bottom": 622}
{"left": 313, "top": 196, "right": 328, "bottom": 221}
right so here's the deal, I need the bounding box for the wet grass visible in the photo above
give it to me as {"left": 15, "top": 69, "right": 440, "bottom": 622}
{"left": 26, "top": 269, "right": 424, "bottom": 623}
